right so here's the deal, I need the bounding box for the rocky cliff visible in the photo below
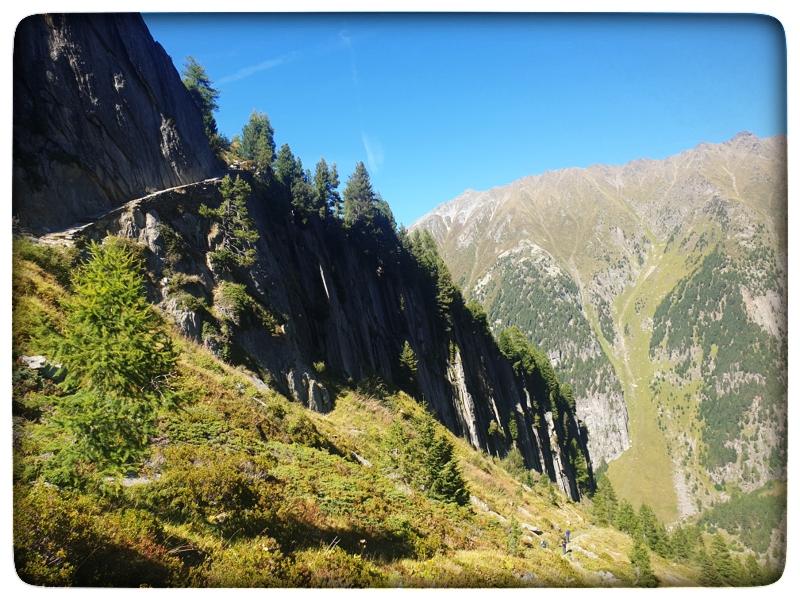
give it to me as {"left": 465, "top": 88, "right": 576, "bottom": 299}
{"left": 17, "top": 14, "right": 593, "bottom": 499}
{"left": 59, "top": 174, "right": 593, "bottom": 500}
{"left": 13, "top": 13, "right": 222, "bottom": 233}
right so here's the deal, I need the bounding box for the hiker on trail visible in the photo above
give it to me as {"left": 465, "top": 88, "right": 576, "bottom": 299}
{"left": 565, "top": 529, "right": 571, "bottom": 543}
{"left": 561, "top": 537, "right": 567, "bottom": 555}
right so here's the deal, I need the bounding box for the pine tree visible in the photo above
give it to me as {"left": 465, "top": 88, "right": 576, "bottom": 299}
{"left": 639, "top": 503, "right": 670, "bottom": 557}
{"left": 199, "top": 175, "right": 259, "bottom": 268}
{"left": 591, "top": 473, "right": 619, "bottom": 526}
{"left": 615, "top": 499, "right": 639, "bottom": 535}
{"left": 239, "top": 111, "right": 276, "bottom": 172}
{"left": 50, "top": 239, "right": 178, "bottom": 486}
{"left": 274, "top": 144, "right": 300, "bottom": 191}
{"left": 669, "top": 525, "right": 692, "bottom": 561}
{"left": 711, "top": 533, "right": 738, "bottom": 584}
{"left": 398, "top": 340, "right": 418, "bottom": 389}
{"left": 744, "top": 553, "right": 764, "bottom": 586}
{"left": 182, "top": 57, "right": 222, "bottom": 151}
{"left": 629, "top": 534, "right": 658, "bottom": 587}
{"left": 343, "top": 161, "right": 377, "bottom": 226}
{"left": 314, "top": 158, "right": 341, "bottom": 219}
{"left": 389, "top": 413, "right": 469, "bottom": 505}
{"left": 699, "top": 546, "right": 723, "bottom": 586}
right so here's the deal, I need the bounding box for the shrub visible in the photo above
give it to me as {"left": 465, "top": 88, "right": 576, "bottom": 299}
{"left": 141, "top": 445, "right": 274, "bottom": 538}
{"left": 204, "top": 536, "right": 287, "bottom": 587}
{"left": 289, "top": 546, "right": 386, "bottom": 587}
{"left": 14, "top": 483, "right": 180, "bottom": 586}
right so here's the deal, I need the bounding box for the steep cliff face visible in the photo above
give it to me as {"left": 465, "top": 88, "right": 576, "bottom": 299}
{"left": 13, "top": 13, "right": 222, "bottom": 233}
{"left": 61, "top": 174, "right": 593, "bottom": 500}
{"left": 16, "top": 13, "right": 592, "bottom": 499}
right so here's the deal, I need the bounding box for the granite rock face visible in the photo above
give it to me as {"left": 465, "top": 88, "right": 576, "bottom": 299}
{"left": 64, "top": 174, "right": 594, "bottom": 500}
{"left": 13, "top": 13, "right": 222, "bottom": 233}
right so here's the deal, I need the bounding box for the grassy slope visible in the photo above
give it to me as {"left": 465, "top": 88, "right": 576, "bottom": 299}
{"left": 11, "top": 238, "right": 702, "bottom": 587}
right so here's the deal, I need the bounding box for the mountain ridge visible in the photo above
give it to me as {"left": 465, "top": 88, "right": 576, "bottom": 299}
{"left": 414, "top": 132, "right": 787, "bottom": 525}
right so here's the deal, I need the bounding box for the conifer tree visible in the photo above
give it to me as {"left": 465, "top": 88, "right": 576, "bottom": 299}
{"left": 182, "top": 57, "right": 222, "bottom": 151}
{"left": 592, "top": 473, "right": 619, "bottom": 526}
{"left": 239, "top": 111, "right": 276, "bottom": 172}
{"left": 389, "top": 413, "right": 469, "bottom": 505}
{"left": 699, "top": 546, "right": 723, "bottom": 586}
{"left": 629, "top": 534, "right": 658, "bottom": 587}
{"left": 398, "top": 340, "right": 418, "bottom": 390}
{"left": 314, "top": 158, "right": 341, "bottom": 219}
{"left": 199, "top": 175, "right": 259, "bottom": 268}
{"left": 343, "top": 161, "right": 377, "bottom": 226}
{"left": 274, "top": 144, "right": 300, "bottom": 191}
{"left": 615, "top": 499, "right": 639, "bottom": 535}
{"left": 50, "top": 239, "right": 178, "bottom": 485}
{"left": 711, "top": 533, "right": 738, "bottom": 584}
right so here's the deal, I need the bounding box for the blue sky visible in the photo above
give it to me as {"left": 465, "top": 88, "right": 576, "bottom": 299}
{"left": 144, "top": 13, "right": 786, "bottom": 226}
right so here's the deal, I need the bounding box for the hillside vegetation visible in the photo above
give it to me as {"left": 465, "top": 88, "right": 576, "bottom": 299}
{"left": 13, "top": 238, "right": 780, "bottom": 587}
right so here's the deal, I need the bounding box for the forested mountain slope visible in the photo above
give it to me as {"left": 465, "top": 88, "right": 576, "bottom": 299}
{"left": 414, "top": 133, "right": 787, "bottom": 531}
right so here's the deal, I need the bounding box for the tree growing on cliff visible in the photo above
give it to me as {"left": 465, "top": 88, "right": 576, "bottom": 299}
{"left": 343, "top": 161, "right": 377, "bottom": 226}
{"left": 182, "top": 57, "right": 223, "bottom": 152}
{"left": 240, "top": 111, "right": 276, "bottom": 173}
{"left": 398, "top": 340, "right": 418, "bottom": 391}
{"left": 200, "top": 175, "right": 259, "bottom": 269}
{"left": 49, "top": 239, "right": 177, "bottom": 487}
{"left": 314, "top": 158, "right": 341, "bottom": 219}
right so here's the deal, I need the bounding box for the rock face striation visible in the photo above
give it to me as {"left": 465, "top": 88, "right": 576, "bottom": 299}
{"left": 13, "top": 13, "right": 222, "bottom": 233}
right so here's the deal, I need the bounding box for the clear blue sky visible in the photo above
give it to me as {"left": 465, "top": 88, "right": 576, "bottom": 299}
{"left": 144, "top": 13, "right": 786, "bottom": 226}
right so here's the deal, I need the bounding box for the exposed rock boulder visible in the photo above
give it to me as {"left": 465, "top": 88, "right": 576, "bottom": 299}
{"left": 13, "top": 13, "right": 222, "bottom": 233}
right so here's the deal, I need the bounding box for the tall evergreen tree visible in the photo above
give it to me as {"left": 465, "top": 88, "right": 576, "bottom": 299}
{"left": 182, "top": 57, "right": 222, "bottom": 151}
{"left": 314, "top": 158, "right": 341, "bottom": 219}
{"left": 239, "top": 111, "right": 276, "bottom": 172}
{"left": 639, "top": 503, "right": 670, "bottom": 557}
{"left": 615, "top": 499, "right": 639, "bottom": 535}
{"left": 50, "top": 239, "right": 178, "bottom": 486}
{"left": 274, "top": 144, "right": 300, "bottom": 190}
{"left": 711, "top": 533, "right": 739, "bottom": 584}
{"left": 699, "top": 547, "right": 723, "bottom": 586}
{"left": 591, "top": 472, "right": 619, "bottom": 526}
{"left": 343, "top": 161, "right": 377, "bottom": 226}
{"left": 629, "top": 534, "right": 658, "bottom": 587}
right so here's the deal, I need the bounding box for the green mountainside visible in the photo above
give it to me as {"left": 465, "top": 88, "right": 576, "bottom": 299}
{"left": 414, "top": 133, "right": 786, "bottom": 558}
{"left": 12, "top": 239, "right": 779, "bottom": 586}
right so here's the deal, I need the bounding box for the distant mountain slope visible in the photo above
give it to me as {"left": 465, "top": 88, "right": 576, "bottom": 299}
{"left": 13, "top": 14, "right": 222, "bottom": 233}
{"left": 414, "top": 133, "right": 787, "bottom": 523}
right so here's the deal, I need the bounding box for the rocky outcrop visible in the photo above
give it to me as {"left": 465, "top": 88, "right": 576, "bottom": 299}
{"left": 15, "top": 13, "right": 593, "bottom": 500}
{"left": 13, "top": 13, "right": 222, "bottom": 233}
{"left": 62, "top": 173, "right": 593, "bottom": 500}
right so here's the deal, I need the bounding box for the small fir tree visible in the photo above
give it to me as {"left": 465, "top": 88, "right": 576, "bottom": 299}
{"left": 629, "top": 534, "right": 658, "bottom": 587}
{"left": 50, "top": 239, "right": 178, "bottom": 486}
{"left": 200, "top": 175, "right": 259, "bottom": 269}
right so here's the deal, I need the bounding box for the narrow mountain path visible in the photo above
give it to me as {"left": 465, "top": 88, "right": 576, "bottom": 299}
{"left": 38, "top": 176, "right": 223, "bottom": 247}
